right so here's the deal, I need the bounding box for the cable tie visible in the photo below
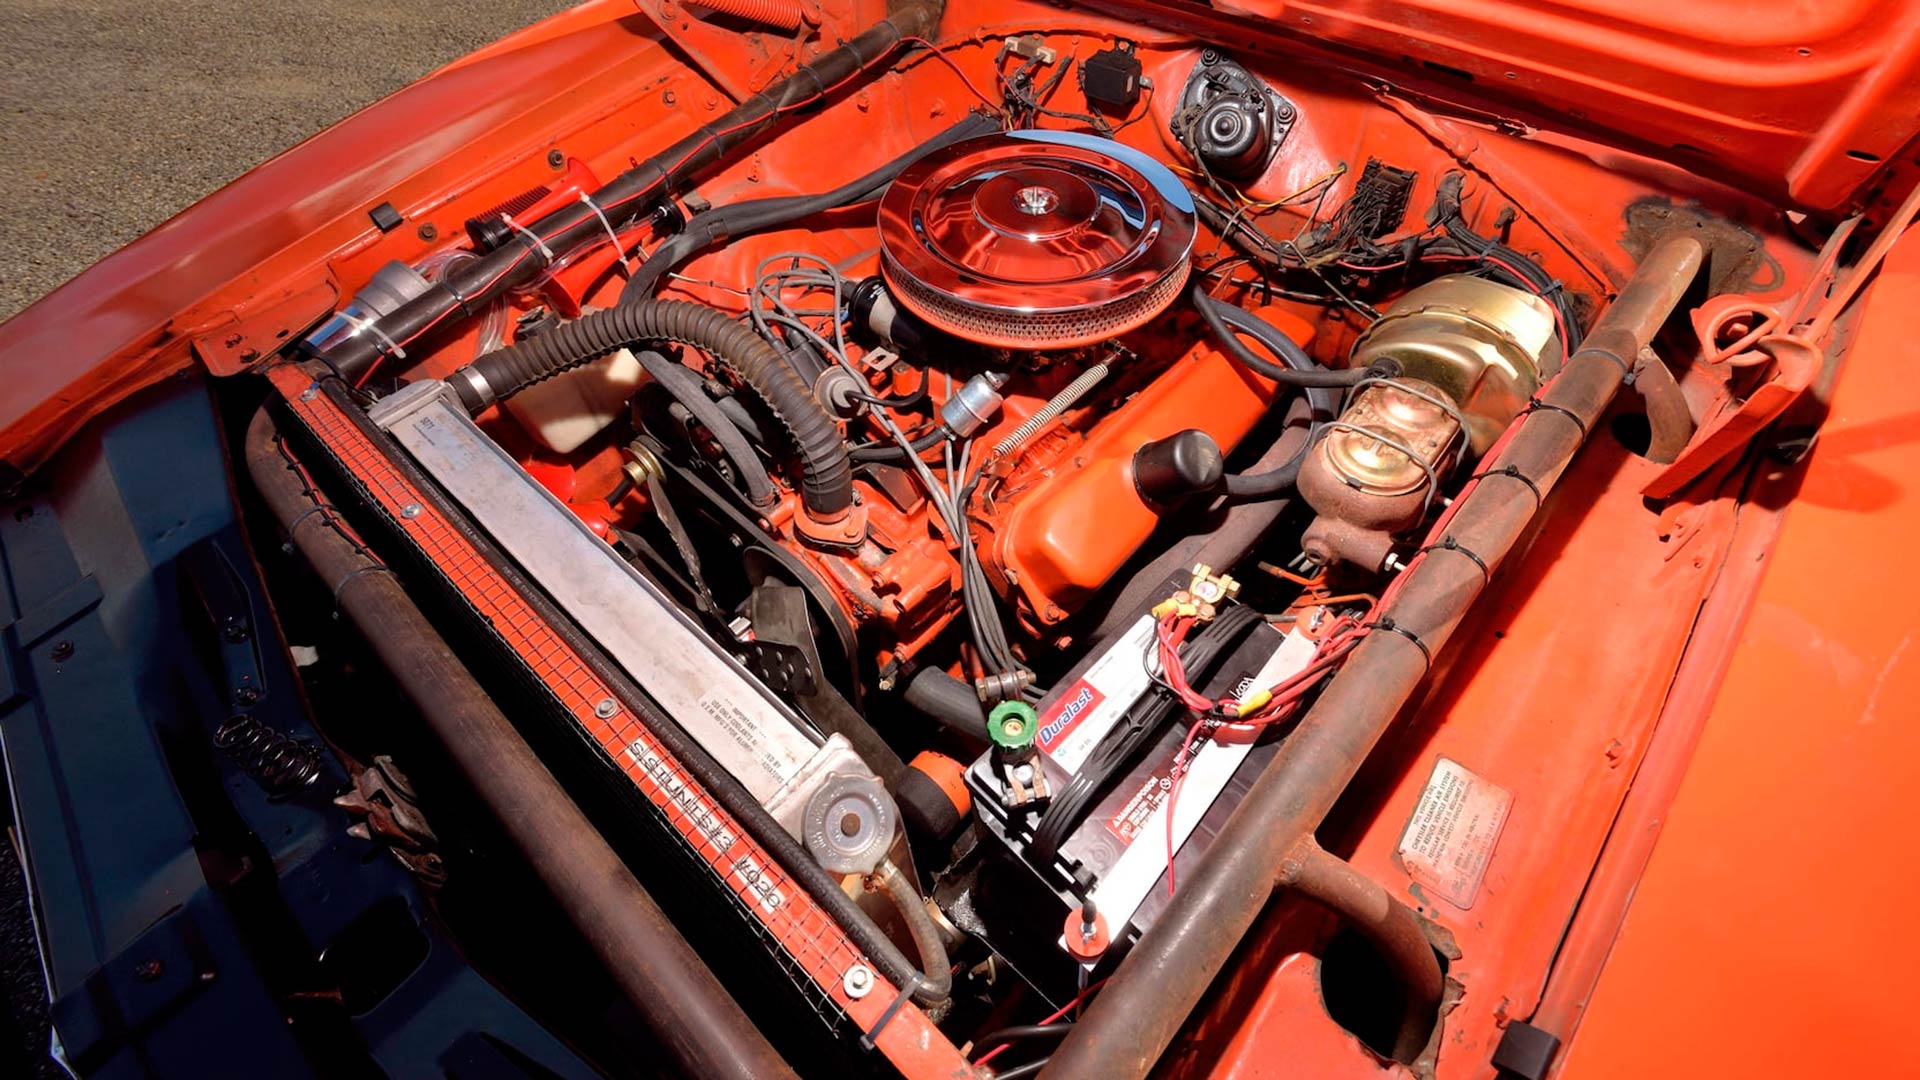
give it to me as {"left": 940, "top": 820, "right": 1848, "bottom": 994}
{"left": 1419, "top": 535, "right": 1489, "bottom": 584}
{"left": 1363, "top": 616, "right": 1432, "bottom": 671}
{"left": 442, "top": 273, "right": 478, "bottom": 316}
{"left": 287, "top": 503, "right": 339, "bottom": 536}
{"left": 501, "top": 213, "right": 554, "bottom": 264}
{"left": 578, "top": 191, "right": 633, "bottom": 276}
{"left": 337, "top": 309, "right": 407, "bottom": 361}
{"left": 859, "top": 971, "right": 921, "bottom": 1050}
{"left": 331, "top": 563, "right": 393, "bottom": 608}
{"left": 1522, "top": 396, "right": 1588, "bottom": 438}
{"left": 1468, "top": 464, "right": 1543, "bottom": 507}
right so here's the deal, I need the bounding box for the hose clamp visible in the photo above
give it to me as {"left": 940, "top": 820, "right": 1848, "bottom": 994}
{"left": 449, "top": 367, "right": 497, "bottom": 412}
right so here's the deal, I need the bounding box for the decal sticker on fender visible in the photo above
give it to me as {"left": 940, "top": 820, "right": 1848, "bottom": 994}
{"left": 1397, "top": 757, "right": 1512, "bottom": 909}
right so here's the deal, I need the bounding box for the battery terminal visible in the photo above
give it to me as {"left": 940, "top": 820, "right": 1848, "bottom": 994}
{"left": 1150, "top": 563, "right": 1242, "bottom": 622}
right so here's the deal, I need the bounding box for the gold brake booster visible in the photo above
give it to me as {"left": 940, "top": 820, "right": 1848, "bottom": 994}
{"left": 1299, "top": 275, "right": 1563, "bottom": 569}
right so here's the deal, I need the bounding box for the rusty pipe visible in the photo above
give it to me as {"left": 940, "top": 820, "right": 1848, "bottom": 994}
{"left": 1040, "top": 233, "right": 1707, "bottom": 1080}
{"left": 244, "top": 407, "right": 797, "bottom": 1080}
{"left": 1629, "top": 347, "right": 1695, "bottom": 464}
{"left": 1286, "top": 840, "right": 1442, "bottom": 1062}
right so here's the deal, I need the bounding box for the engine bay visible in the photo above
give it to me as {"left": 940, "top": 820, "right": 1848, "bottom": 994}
{"left": 217, "top": 4, "right": 1859, "bottom": 1076}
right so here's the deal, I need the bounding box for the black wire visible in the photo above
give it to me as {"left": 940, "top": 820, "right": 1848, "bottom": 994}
{"left": 274, "top": 432, "right": 383, "bottom": 564}
{"left": 994, "top": 1058, "right": 1049, "bottom": 1080}
{"left": 973, "top": 1023, "right": 1074, "bottom": 1057}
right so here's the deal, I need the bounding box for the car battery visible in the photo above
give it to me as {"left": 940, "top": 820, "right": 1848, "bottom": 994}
{"left": 959, "top": 582, "right": 1316, "bottom": 996}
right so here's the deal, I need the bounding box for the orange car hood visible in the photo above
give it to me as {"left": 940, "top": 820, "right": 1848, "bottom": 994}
{"left": 2, "top": 0, "right": 1917, "bottom": 477}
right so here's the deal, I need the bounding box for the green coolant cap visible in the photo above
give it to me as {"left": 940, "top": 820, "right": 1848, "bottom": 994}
{"left": 988, "top": 701, "right": 1039, "bottom": 751}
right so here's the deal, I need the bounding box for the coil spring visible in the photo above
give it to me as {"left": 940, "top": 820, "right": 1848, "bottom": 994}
{"left": 990, "top": 361, "right": 1111, "bottom": 458}
{"left": 215, "top": 713, "right": 323, "bottom": 795}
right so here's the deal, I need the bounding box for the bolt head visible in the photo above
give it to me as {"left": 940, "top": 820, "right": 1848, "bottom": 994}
{"left": 416, "top": 222, "right": 438, "bottom": 242}
{"left": 547, "top": 149, "right": 566, "bottom": 169}
{"left": 50, "top": 640, "right": 74, "bottom": 662}
{"left": 400, "top": 503, "right": 422, "bottom": 519}
{"left": 594, "top": 698, "right": 618, "bottom": 719}
{"left": 841, "top": 964, "right": 874, "bottom": 999}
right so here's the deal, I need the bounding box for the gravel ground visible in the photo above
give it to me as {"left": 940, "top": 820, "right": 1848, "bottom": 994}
{"left": 0, "top": 0, "right": 573, "bottom": 322}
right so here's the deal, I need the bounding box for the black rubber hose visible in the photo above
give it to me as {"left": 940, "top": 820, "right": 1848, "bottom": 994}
{"left": 1191, "top": 285, "right": 1375, "bottom": 387}
{"left": 875, "top": 861, "right": 954, "bottom": 1006}
{"left": 1196, "top": 292, "right": 1343, "bottom": 498}
{"left": 623, "top": 112, "right": 1001, "bottom": 303}
{"left": 633, "top": 349, "right": 777, "bottom": 508}
{"left": 1085, "top": 395, "right": 1313, "bottom": 643}
{"left": 899, "top": 666, "right": 987, "bottom": 740}
{"left": 245, "top": 408, "right": 796, "bottom": 1080}
{"left": 1222, "top": 451, "right": 1306, "bottom": 498}
{"left": 320, "top": 7, "right": 941, "bottom": 382}
{"left": 995, "top": 1057, "right": 1050, "bottom": 1080}
{"left": 455, "top": 300, "right": 854, "bottom": 518}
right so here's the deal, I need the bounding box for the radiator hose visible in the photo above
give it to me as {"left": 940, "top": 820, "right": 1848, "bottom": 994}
{"left": 450, "top": 300, "right": 854, "bottom": 519}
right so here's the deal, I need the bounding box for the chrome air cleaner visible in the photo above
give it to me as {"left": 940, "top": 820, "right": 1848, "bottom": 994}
{"left": 876, "top": 130, "right": 1196, "bottom": 349}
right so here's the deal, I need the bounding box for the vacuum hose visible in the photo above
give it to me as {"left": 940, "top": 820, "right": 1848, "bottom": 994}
{"left": 450, "top": 300, "right": 854, "bottom": 520}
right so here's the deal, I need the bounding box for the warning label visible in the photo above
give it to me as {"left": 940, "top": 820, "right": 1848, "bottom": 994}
{"left": 1397, "top": 757, "right": 1511, "bottom": 909}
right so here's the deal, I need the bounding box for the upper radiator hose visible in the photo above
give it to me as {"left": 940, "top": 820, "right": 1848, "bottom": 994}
{"left": 451, "top": 300, "right": 854, "bottom": 519}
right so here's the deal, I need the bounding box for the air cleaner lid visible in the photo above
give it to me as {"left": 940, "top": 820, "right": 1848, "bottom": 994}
{"left": 877, "top": 130, "right": 1196, "bottom": 349}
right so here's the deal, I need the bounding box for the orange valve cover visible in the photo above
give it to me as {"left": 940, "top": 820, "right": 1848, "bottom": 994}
{"left": 990, "top": 308, "right": 1314, "bottom": 623}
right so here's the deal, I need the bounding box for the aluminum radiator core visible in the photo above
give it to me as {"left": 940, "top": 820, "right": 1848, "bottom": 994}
{"left": 876, "top": 130, "right": 1196, "bottom": 349}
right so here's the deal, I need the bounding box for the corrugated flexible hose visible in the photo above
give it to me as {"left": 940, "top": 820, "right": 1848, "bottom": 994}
{"left": 454, "top": 300, "right": 854, "bottom": 519}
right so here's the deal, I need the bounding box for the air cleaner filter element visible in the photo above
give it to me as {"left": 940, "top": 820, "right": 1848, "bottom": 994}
{"left": 877, "top": 130, "right": 1195, "bottom": 350}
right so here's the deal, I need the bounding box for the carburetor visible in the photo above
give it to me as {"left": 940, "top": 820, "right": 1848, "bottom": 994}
{"left": 1300, "top": 275, "right": 1562, "bottom": 569}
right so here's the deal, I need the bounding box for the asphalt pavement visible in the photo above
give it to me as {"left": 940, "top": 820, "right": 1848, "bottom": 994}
{"left": 0, "top": 0, "right": 572, "bottom": 321}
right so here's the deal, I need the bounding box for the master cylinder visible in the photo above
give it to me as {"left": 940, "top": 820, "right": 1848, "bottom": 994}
{"left": 1300, "top": 275, "right": 1561, "bottom": 569}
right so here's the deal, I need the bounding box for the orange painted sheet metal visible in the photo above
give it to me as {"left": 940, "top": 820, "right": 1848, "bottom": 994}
{"left": 1555, "top": 222, "right": 1920, "bottom": 1079}
{"left": 0, "top": 0, "right": 1860, "bottom": 485}
{"left": 263, "top": 361, "right": 973, "bottom": 1080}
{"left": 1082, "top": 0, "right": 1920, "bottom": 210}
{"left": 1185, "top": 356, "right": 1748, "bottom": 1072}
